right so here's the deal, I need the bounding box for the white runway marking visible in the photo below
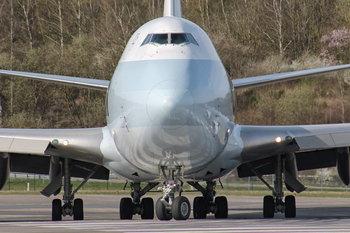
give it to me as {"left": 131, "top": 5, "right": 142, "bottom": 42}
{"left": 3, "top": 220, "right": 350, "bottom": 233}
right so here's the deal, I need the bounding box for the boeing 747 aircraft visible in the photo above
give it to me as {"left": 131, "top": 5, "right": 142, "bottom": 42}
{"left": 1, "top": 0, "right": 350, "bottom": 221}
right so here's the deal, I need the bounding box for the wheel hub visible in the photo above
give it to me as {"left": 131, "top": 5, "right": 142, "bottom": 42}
{"left": 180, "top": 202, "right": 189, "bottom": 216}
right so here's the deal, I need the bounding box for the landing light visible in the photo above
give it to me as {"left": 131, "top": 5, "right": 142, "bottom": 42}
{"left": 63, "top": 140, "right": 69, "bottom": 146}
{"left": 275, "top": 136, "right": 282, "bottom": 143}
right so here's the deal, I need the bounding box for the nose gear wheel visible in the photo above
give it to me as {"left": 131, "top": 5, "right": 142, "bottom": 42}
{"left": 155, "top": 166, "right": 193, "bottom": 220}
{"left": 172, "top": 196, "right": 190, "bottom": 220}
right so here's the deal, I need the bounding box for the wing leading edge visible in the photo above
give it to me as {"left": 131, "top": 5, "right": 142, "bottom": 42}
{"left": 238, "top": 123, "right": 350, "bottom": 163}
{"left": 0, "top": 69, "right": 110, "bottom": 91}
{"left": 0, "top": 127, "right": 105, "bottom": 164}
{"left": 232, "top": 64, "right": 350, "bottom": 90}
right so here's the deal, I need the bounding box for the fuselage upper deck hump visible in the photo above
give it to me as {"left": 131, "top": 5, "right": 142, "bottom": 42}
{"left": 119, "top": 17, "right": 221, "bottom": 63}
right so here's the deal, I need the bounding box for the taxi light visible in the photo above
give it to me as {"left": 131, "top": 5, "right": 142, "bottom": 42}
{"left": 275, "top": 136, "right": 282, "bottom": 143}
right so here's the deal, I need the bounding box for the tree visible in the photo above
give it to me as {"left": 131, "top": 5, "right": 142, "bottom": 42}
{"left": 0, "top": 0, "right": 348, "bottom": 128}
{"left": 262, "top": 0, "right": 285, "bottom": 56}
{"left": 321, "top": 28, "right": 350, "bottom": 123}
{"left": 17, "top": 0, "right": 33, "bottom": 50}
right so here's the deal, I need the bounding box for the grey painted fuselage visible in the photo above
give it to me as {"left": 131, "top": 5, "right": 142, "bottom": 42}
{"left": 103, "top": 16, "right": 243, "bottom": 181}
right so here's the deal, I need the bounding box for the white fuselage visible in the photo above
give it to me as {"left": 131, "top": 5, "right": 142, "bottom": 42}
{"left": 102, "top": 16, "right": 242, "bottom": 182}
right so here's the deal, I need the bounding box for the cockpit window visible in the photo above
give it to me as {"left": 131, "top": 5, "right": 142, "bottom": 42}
{"left": 141, "top": 33, "right": 199, "bottom": 46}
{"left": 186, "top": 33, "right": 199, "bottom": 46}
{"left": 151, "top": 34, "right": 168, "bottom": 44}
{"left": 171, "top": 33, "right": 189, "bottom": 44}
{"left": 141, "top": 34, "right": 152, "bottom": 46}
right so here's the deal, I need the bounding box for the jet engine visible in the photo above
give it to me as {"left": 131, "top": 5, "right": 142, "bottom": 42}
{"left": 0, "top": 153, "right": 10, "bottom": 190}
{"left": 336, "top": 147, "right": 350, "bottom": 186}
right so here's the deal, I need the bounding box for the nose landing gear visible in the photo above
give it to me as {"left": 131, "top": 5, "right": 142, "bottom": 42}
{"left": 156, "top": 181, "right": 191, "bottom": 220}
{"left": 154, "top": 165, "right": 193, "bottom": 220}
{"left": 155, "top": 165, "right": 228, "bottom": 220}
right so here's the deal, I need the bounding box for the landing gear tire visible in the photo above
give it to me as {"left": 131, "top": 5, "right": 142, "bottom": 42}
{"left": 263, "top": 195, "right": 275, "bottom": 218}
{"left": 214, "top": 196, "right": 228, "bottom": 219}
{"left": 52, "top": 199, "right": 62, "bottom": 221}
{"left": 141, "top": 197, "right": 154, "bottom": 219}
{"left": 120, "top": 197, "right": 133, "bottom": 220}
{"left": 172, "top": 196, "right": 191, "bottom": 220}
{"left": 193, "top": 196, "right": 207, "bottom": 219}
{"left": 156, "top": 197, "right": 172, "bottom": 221}
{"left": 73, "top": 198, "right": 84, "bottom": 220}
{"left": 285, "top": 195, "right": 296, "bottom": 218}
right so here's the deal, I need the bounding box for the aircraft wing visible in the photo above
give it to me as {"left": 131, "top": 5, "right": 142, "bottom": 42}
{"left": 0, "top": 127, "right": 105, "bottom": 165}
{"left": 236, "top": 123, "right": 350, "bottom": 178}
{"left": 232, "top": 64, "right": 350, "bottom": 90}
{"left": 238, "top": 123, "right": 350, "bottom": 162}
{"left": 0, "top": 69, "right": 110, "bottom": 91}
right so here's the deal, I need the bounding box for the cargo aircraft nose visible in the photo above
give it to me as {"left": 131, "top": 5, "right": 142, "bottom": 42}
{"left": 147, "top": 80, "right": 194, "bottom": 129}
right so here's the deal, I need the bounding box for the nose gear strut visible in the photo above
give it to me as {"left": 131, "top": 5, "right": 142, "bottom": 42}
{"left": 156, "top": 165, "right": 191, "bottom": 220}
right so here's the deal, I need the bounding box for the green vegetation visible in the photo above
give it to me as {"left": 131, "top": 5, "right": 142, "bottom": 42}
{"left": 0, "top": 1, "right": 350, "bottom": 127}
{"left": 3, "top": 176, "right": 126, "bottom": 192}
{"left": 2, "top": 174, "right": 350, "bottom": 198}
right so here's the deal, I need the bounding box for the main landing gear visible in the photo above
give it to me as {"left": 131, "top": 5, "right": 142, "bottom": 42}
{"left": 119, "top": 182, "right": 159, "bottom": 220}
{"left": 250, "top": 155, "right": 297, "bottom": 218}
{"left": 188, "top": 181, "right": 228, "bottom": 219}
{"left": 50, "top": 158, "right": 100, "bottom": 221}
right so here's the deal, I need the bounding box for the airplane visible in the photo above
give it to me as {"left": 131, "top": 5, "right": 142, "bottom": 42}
{"left": 1, "top": 0, "right": 350, "bottom": 221}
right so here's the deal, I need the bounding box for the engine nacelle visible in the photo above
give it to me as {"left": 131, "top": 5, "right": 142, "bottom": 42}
{"left": 336, "top": 147, "right": 350, "bottom": 186}
{"left": 0, "top": 153, "right": 10, "bottom": 190}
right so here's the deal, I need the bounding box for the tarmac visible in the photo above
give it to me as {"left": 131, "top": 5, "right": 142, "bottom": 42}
{"left": 0, "top": 194, "right": 350, "bottom": 232}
